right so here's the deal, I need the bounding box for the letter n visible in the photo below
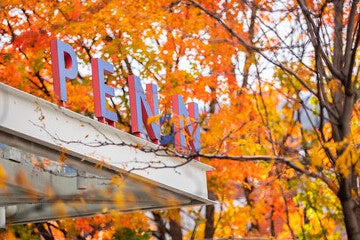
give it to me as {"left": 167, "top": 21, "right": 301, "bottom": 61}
{"left": 172, "top": 95, "right": 200, "bottom": 154}
{"left": 128, "top": 75, "right": 160, "bottom": 143}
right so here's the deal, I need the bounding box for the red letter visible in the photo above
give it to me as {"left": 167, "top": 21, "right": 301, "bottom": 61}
{"left": 50, "top": 39, "right": 78, "bottom": 105}
{"left": 172, "top": 95, "right": 200, "bottom": 153}
{"left": 91, "top": 58, "right": 117, "bottom": 125}
{"left": 128, "top": 75, "right": 160, "bottom": 143}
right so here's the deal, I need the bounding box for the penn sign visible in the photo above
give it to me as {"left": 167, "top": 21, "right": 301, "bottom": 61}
{"left": 50, "top": 39, "right": 200, "bottom": 153}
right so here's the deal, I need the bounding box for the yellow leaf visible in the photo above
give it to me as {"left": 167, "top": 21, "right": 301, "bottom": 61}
{"left": 336, "top": 146, "right": 358, "bottom": 177}
{"left": 0, "top": 165, "right": 6, "bottom": 191}
{"left": 147, "top": 115, "right": 161, "bottom": 125}
{"left": 328, "top": 79, "right": 341, "bottom": 92}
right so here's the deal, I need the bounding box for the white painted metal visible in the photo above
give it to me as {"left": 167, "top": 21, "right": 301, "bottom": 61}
{"left": 0, "top": 207, "right": 5, "bottom": 228}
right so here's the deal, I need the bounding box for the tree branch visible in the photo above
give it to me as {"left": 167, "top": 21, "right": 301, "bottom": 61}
{"left": 343, "top": 0, "right": 360, "bottom": 76}
{"left": 296, "top": 0, "right": 344, "bottom": 81}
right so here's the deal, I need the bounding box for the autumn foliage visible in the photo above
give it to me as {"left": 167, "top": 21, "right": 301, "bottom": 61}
{"left": 1, "top": 0, "right": 360, "bottom": 239}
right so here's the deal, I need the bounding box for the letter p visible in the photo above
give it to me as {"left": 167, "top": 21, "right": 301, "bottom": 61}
{"left": 50, "top": 39, "right": 78, "bottom": 103}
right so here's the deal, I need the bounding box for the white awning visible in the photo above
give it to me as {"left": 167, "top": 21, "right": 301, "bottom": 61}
{"left": 0, "top": 82, "right": 213, "bottom": 226}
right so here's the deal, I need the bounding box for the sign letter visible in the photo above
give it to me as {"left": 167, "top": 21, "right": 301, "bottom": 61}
{"left": 50, "top": 39, "right": 78, "bottom": 103}
{"left": 91, "top": 58, "right": 117, "bottom": 124}
{"left": 128, "top": 75, "right": 160, "bottom": 143}
{"left": 172, "top": 95, "right": 200, "bottom": 153}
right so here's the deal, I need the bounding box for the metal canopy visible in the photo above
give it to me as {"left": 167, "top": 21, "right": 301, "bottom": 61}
{"left": 0, "top": 83, "right": 213, "bottom": 226}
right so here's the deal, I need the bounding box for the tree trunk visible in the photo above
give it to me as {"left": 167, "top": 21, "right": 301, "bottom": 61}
{"left": 169, "top": 209, "right": 182, "bottom": 240}
{"left": 334, "top": 92, "right": 358, "bottom": 239}
{"left": 338, "top": 175, "right": 360, "bottom": 240}
{"left": 204, "top": 190, "right": 218, "bottom": 239}
{"left": 152, "top": 211, "right": 167, "bottom": 240}
{"left": 34, "top": 223, "right": 54, "bottom": 240}
{"left": 169, "top": 218, "right": 182, "bottom": 240}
